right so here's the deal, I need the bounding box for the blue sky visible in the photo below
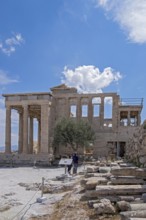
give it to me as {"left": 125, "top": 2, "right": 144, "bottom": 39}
{"left": 0, "top": 0, "right": 146, "bottom": 146}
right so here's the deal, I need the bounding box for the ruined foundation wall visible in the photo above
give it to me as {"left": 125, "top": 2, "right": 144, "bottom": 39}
{"left": 125, "top": 120, "right": 146, "bottom": 167}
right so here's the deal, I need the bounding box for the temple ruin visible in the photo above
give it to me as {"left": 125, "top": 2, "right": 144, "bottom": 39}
{"left": 1, "top": 84, "right": 143, "bottom": 164}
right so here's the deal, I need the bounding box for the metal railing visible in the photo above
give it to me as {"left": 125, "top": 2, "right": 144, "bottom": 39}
{"left": 119, "top": 98, "right": 143, "bottom": 106}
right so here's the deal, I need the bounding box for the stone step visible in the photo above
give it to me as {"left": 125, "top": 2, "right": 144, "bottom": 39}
{"left": 127, "top": 218, "right": 146, "bottom": 220}
{"left": 111, "top": 167, "right": 146, "bottom": 179}
{"left": 130, "top": 203, "right": 146, "bottom": 211}
{"left": 120, "top": 210, "right": 146, "bottom": 220}
{"left": 97, "top": 195, "right": 140, "bottom": 203}
{"left": 110, "top": 176, "right": 145, "bottom": 185}
{"left": 85, "top": 185, "right": 146, "bottom": 198}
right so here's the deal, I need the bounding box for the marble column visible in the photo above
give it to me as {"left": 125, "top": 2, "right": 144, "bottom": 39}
{"left": 18, "top": 111, "right": 23, "bottom": 153}
{"left": 29, "top": 116, "right": 33, "bottom": 153}
{"left": 137, "top": 112, "right": 141, "bottom": 126}
{"left": 128, "top": 111, "right": 130, "bottom": 126}
{"left": 22, "top": 105, "right": 28, "bottom": 153}
{"left": 5, "top": 106, "right": 11, "bottom": 153}
{"left": 40, "top": 104, "right": 50, "bottom": 153}
{"left": 37, "top": 118, "right": 41, "bottom": 153}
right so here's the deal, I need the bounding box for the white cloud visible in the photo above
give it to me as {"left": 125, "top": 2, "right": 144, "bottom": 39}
{"left": 0, "top": 70, "right": 18, "bottom": 85}
{"left": 5, "top": 33, "right": 24, "bottom": 46}
{"left": 94, "top": 0, "right": 146, "bottom": 43}
{"left": 62, "top": 65, "right": 122, "bottom": 93}
{"left": 0, "top": 33, "right": 24, "bottom": 56}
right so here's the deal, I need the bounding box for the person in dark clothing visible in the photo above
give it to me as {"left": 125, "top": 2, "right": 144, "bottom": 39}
{"left": 72, "top": 153, "right": 78, "bottom": 174}
{"left": 67, "top": 155, "right": 72, "bottom": 174}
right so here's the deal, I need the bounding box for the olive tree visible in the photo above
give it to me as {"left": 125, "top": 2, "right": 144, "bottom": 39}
{"left": 52, "top": 118, "right": 95, "bottom": 151}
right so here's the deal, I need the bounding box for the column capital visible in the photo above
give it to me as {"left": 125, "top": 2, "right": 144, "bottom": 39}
{"left": 6, "top": 105, "right": 11, "bottom": 110}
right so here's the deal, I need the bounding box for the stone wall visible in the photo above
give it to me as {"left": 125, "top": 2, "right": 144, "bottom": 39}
{"left": 125, "top": 120, "right": 146, "bottom": 167}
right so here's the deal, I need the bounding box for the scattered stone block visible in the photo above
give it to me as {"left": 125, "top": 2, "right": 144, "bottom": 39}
{"left": 142, "top": 193, "right": 146, "bottom": 202}
{"left": 93, "top": 199, "right": 115, "bottom": 215}
{"left": 117, "top": 201, "right": 131, "bottom": 212}
{"left": 120, "top": 210, "right": 146, "bottom": 219}
{"left": 110, "top": 176, "right": 145, "bottom": 185}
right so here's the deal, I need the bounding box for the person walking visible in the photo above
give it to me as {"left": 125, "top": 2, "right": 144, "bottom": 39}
{"left": 72, "top": 153, "right": 78, "bottom": 174}
{"left": 67, "top": 155, "right": 72, "bottom": 175}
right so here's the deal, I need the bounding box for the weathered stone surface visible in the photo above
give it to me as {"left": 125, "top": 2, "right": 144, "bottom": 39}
{"left": 86, "top": 166, "right": 99, "bottom": 173}
{"left": 84, "top": 185, "right": 146, "bottom": 199}
{"left": 110, "top": 162, "right": 119, "bottom": 167}
{"left": 85, "top": 177, "right": 108, "bottom": 190}
{"left": 117, "top": 201, "right": 131, "bottom": 211}
{"left": 95, "top": 185, "right": 146, "bottom": 195}
{"left": 84, "top": 173, "right": 94, "bottom": 178}
{"left": 120, "top": 210, "right": 146, "bottom": 219}
{"left": 127, "top": 218, "right": 146, "bottom": 220}
{"left": 110, "top": 176, "right": 145, "bottom": 185}
{"left": 80, "top": 179, "right": 87, "bottom": 187}
{"left": 130, "top": 203, "right": 146, "bottom": 211}
{"left": 93, "top": 199, "right": 115, "bottom": 215}
{"left": 98, "top": 195, "right": 135, "bottom": 202}
{"left": 142, "top": 193, "right": 146, "bottom": 202}
{"left": 111, "top": 167, "right": 146, "bottom": 178}
{"left": 111, "top": 167, "right": 136, "bottom": 176}
{"left": 119, "top": 163, "right": 134, "bottom": 167}
{"left": 85, "top": 185, "right": 146, "bottom": 198}
{"left": 99, "top": 166, "right": 111, "bottom": 173}
{"left": 88, "top": 199, "right": 99, "bottom": 208}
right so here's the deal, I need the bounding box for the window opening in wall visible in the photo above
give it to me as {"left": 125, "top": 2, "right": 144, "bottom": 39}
{"left": 130, "top": 111, "right": 138, "bottom": 126}
{"left": 92, "top": 97, "right": 101, "bottom": 117}
{"left": 11, "top": 109, "right": 19, "bottom": 152}
{"left": 104, "top": 97, "right": 113, "bottom": 119}
{"left": 82, "top": 105, "right": 88, "bottom": 117}
{"left": 120, "top": 111, "right": 128, "bottom": 126}
{"left": 70, "top": 105, "right": 77, "bottom": 117}
{"left": 104, "top": 97, "right": 113, "bottom": 127}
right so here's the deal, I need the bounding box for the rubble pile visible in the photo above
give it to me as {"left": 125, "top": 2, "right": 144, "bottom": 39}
{"left": 80, "top": 159, "right": 146, "bottom": 220}
{"left": 125, "top": 120, "right": 146, "bottom": 167}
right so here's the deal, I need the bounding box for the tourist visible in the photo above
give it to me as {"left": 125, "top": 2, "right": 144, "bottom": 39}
{"left": 67, "top": 155, "right": 72, "bottom": 174}
{"left": 72, "top": 153, "right": 78, "bottom": 174}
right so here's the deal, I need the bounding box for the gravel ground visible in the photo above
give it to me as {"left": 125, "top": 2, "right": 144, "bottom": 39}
{"left": 0, "top": 166, "right": 83, "bottom": 220}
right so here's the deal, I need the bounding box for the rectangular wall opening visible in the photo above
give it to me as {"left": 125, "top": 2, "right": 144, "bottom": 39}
{"left": 82, "top": 105, "right": 88, "bottom": 117}
{"left": 70, "top": 105, "right": 77, "bottom": 117}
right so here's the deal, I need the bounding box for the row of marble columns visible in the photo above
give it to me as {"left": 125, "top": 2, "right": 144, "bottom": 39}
{"left": 5, "top": 104, "right": 50, "bottom": 154}
{"left": 120, "top": 111, "right": 141, "bottom": 126}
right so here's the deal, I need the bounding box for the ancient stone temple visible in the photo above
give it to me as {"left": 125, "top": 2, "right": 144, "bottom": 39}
{"left": 1, "top": 84, "right": 143, "bottom": 163}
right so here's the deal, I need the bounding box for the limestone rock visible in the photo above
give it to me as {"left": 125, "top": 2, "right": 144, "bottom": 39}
{"left": 86, "top": 166, "right": 99, "bottom": 173}
{"left": 85, "top": 177, "right": 108, "bottom": 190}
{"left": 93, "top": 199, "right": 115, "bottom": 215}
{"left": 116, "top": 201, "right": 131, "bottom": 212}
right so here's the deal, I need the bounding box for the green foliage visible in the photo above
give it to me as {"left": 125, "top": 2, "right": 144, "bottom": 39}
{"left": 53, "top": 118, "right": 95, "bottom": 151}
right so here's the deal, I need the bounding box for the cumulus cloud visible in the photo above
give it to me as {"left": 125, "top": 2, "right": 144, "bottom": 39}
{"left": 0, "top": 33, "right": 24, "bottom": 56}
{"left": 94, "top": 0, "right": 146, "bottom": 44}
{"left": 0, "top": 70, "right": 18, "bottom": 85}
{"left": 62, "top": 65, "right": 122, "bottom": 93}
